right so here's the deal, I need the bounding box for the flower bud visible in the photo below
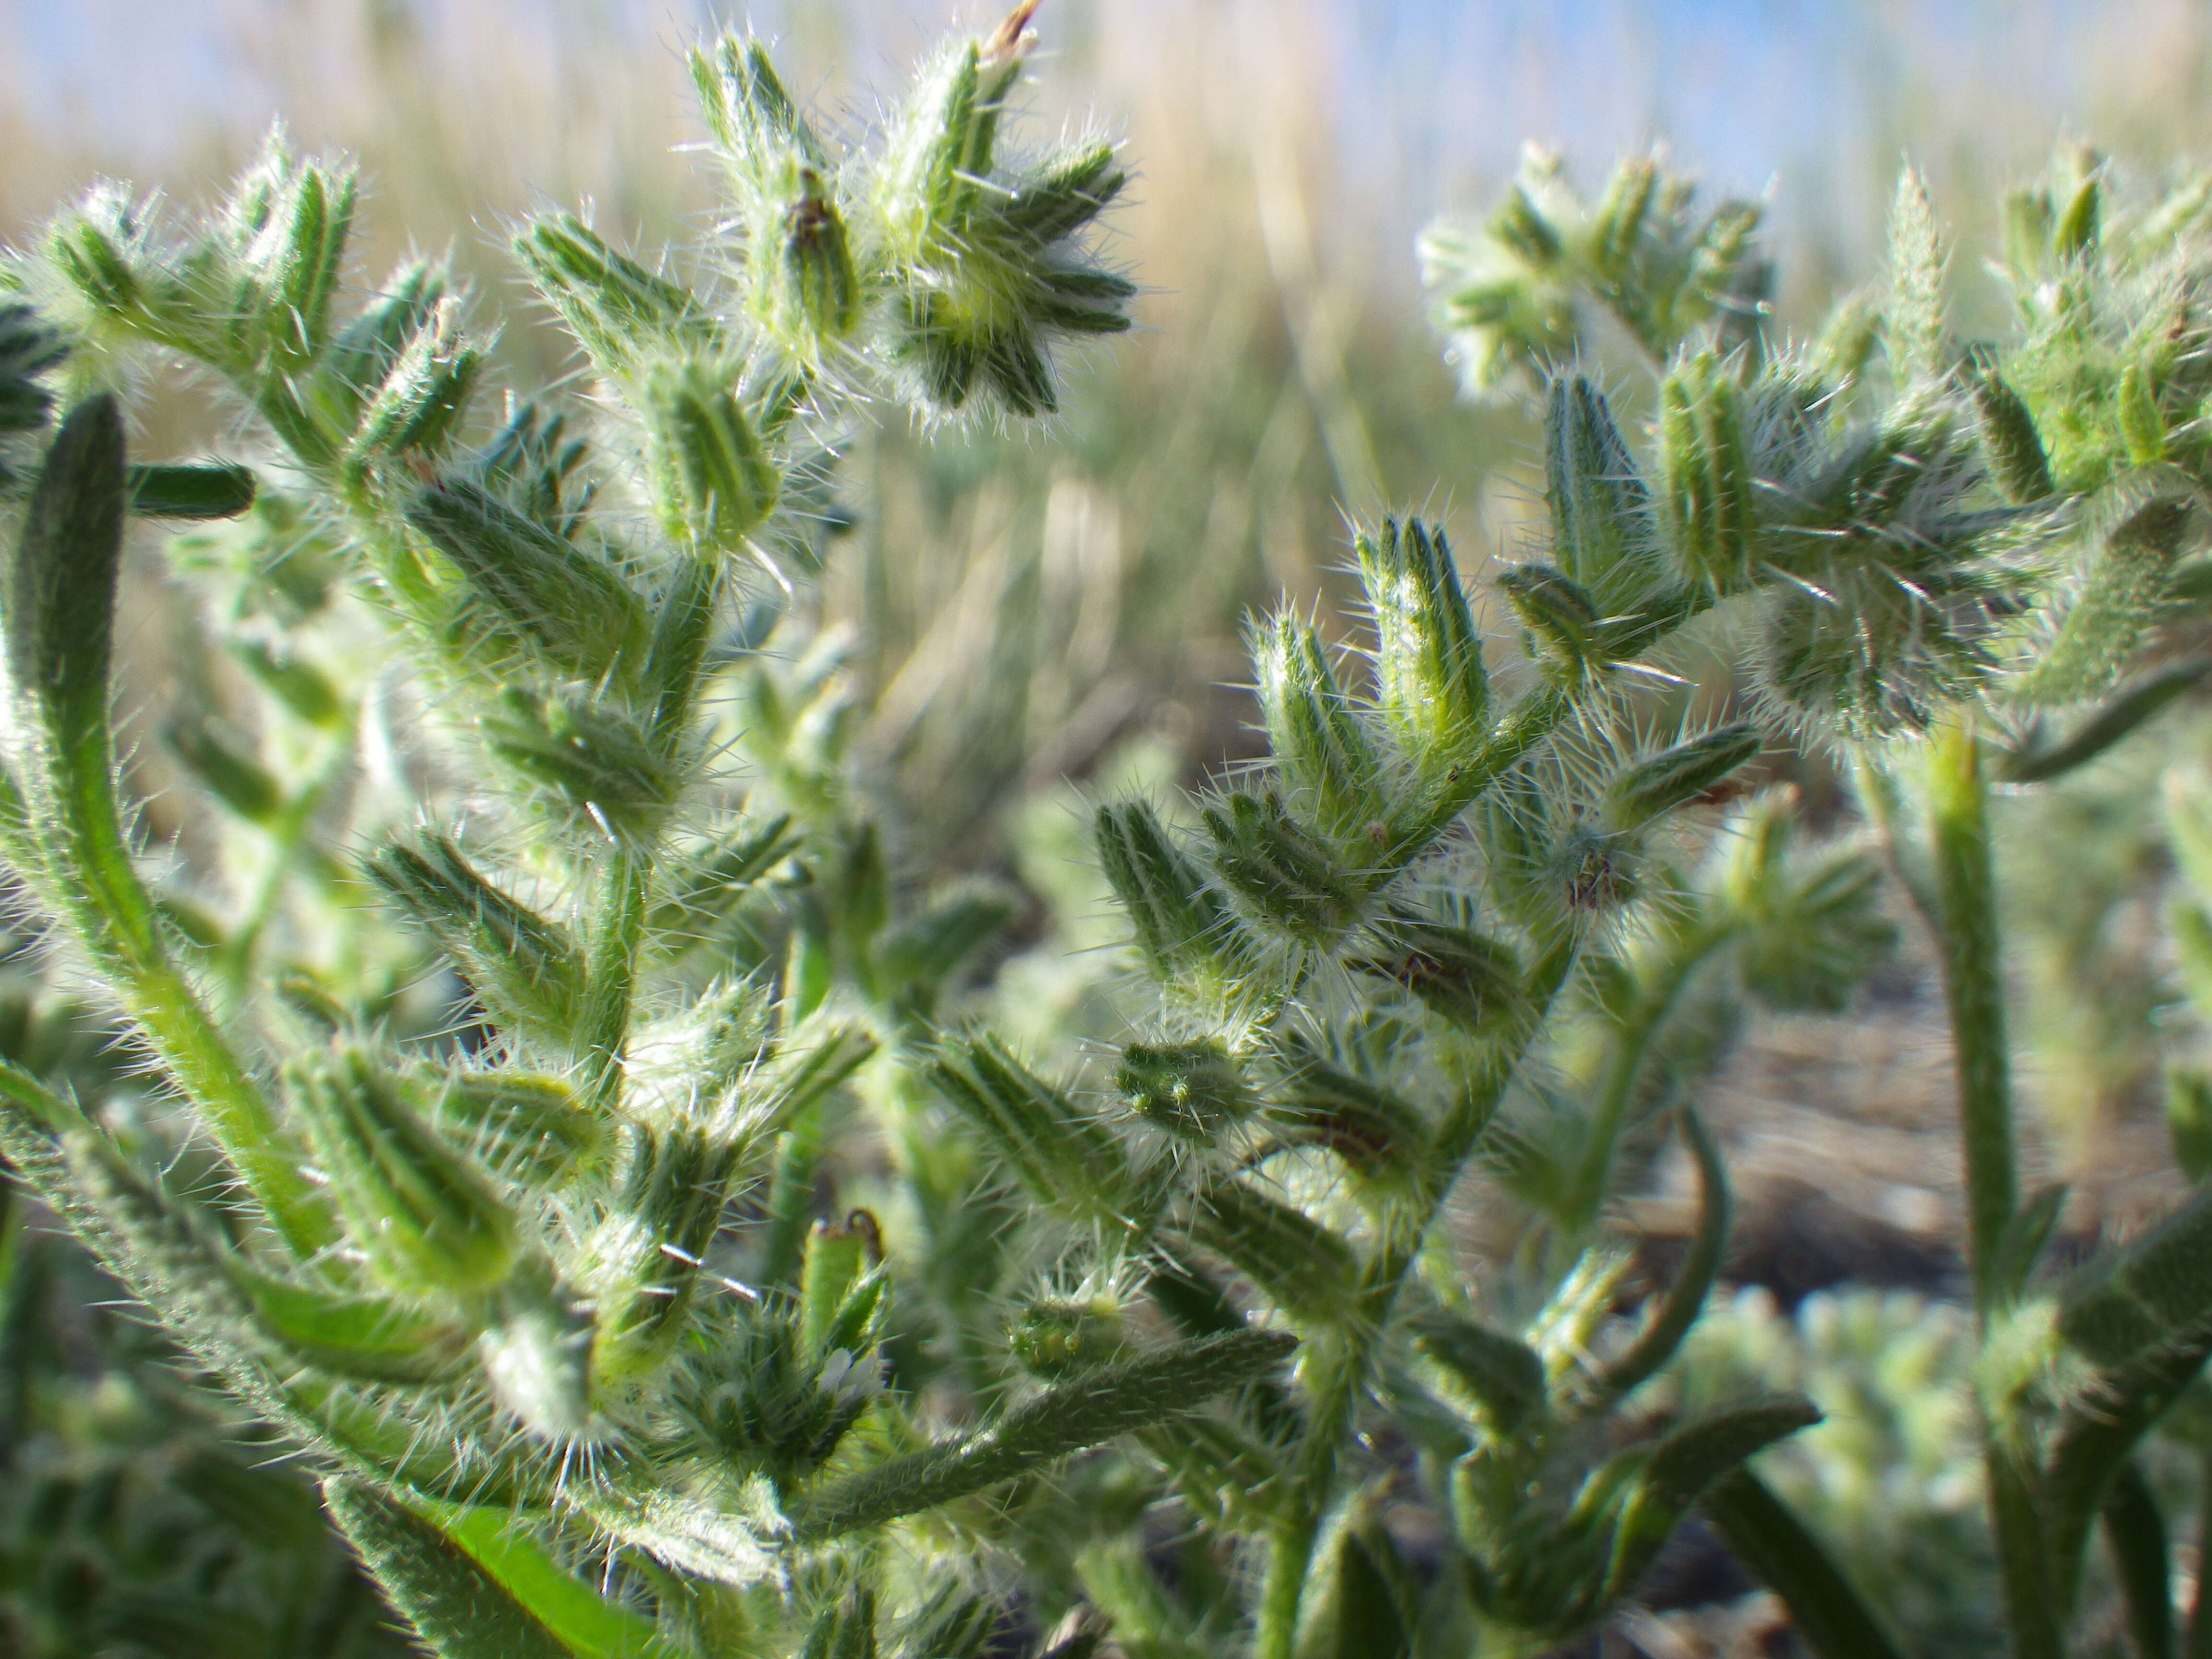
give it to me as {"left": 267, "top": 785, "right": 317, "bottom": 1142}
{"left": 1253, "top": 615, "right": 1387, "bottom": 838}
{"left": 1203, "top": 791, "right": 1364, "bottom": 944}
{"left": 1008, "top": 1297, "right": 1129, "bottom": 1379}
{"left": 1359, "top": 517, "right": 1488, "bottom": 769}
{"left": 1658, "top": 352, "right": 1756, "bottom": 592}
{"left": 1116, "top": 1038, "right": 1255, "bottom": 1143}
{"left": 288, "top": 1046, "right": 517, "bottom": 1296}
{"left": 1601, "top": 723, "right": 1762, "bottom": 831}
{"left": 1544, "top": 376, "right": 1659, "bottom": 608}
{"left": 780, "top": 174, "right": 864, "bottom": 344}
{"left": 480, "top": 685, "right": 681, "bottom": 839}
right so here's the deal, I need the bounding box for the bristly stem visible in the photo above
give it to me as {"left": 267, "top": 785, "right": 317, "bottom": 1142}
{"left": 1925, "top": 721, "right": 2063, "bottom": 1659}
{"left": 1925, "top": 720, "right": 2016, "bottom": 1313}
{"left": 1257, "top": 934, "right": 1579, "bottom": 1659}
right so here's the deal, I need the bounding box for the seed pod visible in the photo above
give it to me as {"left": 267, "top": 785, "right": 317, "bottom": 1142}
{"left": 1268, "top": 1056, "right": 1425, "bottom": 1184}
{"left": 1005, "top": 141, "right": 1127, "bottom": 243}
{"left": 1416, "top": 1316, "right": 1548, "bottom": 1432}
{"left": 592, "top": 1125, "right": 746, "bottom": 1380}
{"left": 637, "top": 359, "right": 782, "bottom": 555}
{"left": 1252, "top": 615, "right": 1387, "bottom": 837}
{"left": 256, "top": 162, "right": 355, "bottom": 367}
{"left": 288, "top": 1046, "right": 517, "bottom": 1296}
{"left": 165, "top": 716, "right": 282, "bottom": 826}
{"left": 1008, "top": 1297, "right": 1129, "bottom": 1378}
{"left": 1358, "top": 516, "right": 1489, "bottom": 769}
{"left": 800, "top": 1584, "right": 878, "bottom": 1659}
{"left": 1488, "top": 183, "right": 1563, "bottom": 268}
{"left": 1585, "top": 158, "right": 1656, "bottom": 281}
{"left": 690, "top": 36, "right": 828, "bottom": 167}
{"left": 1094, "top": 801, "right": 1251, "bottom": 998}
{"left": 1353, "top": 916, "right": 1525, "bottom": 1035}
{"left": 46, "top": 212, "right": 143, "bottom": 316}
{"left": 1499, "top": 563, "right": 1604, "bottom": 671}
{"left": 323, "top": 260, "right": 447, "bottom": 419}
{"left": 780, "top": 174, "right": 864, "bottom": 344}
{"left": 2059, "top": 1184, "right": 2212, "bottom": 1365}
{"left": 1117, "top": 1038, "right": 1255, "bottom": 1143}
{"left": 0, "top": 304, "right": 66, "bottom": 439}
{"left": 366, "top": 837, "right": 585, "bottom": 1044}
{"left": 408, "top": 478, "right": 648, "bottom": 682}
{"left": 2118, "top": 360, "right": 2166, "bottom": 467}
{"left": 345, "top": 296, "right": 482, "bottom": 465}
{"left": 1967, "top": 362, "right": 2055, "bottom": 503}
{"left": 480, "top": 685, "right": 681, "bottom": 838}
{"left": 2013, "top": 496, "right": 2194, "bottom": 706}
{"left": 798, "top": 1214, "right": 876, "bottom": 1358}
{"left": 434, "top": 1070, "right": 604, "bottom": 1190}
{"left": 512, "top": 215, "right": 709, "bottom": 373}
{"left": 1602, "top": 723, "right": 1763, "bottom": 830}
{"left": 1190, "top": 1177, "right": 1358, "bottom": 1321}
{"left": 2167, "top": 1064, "right": 2212, "bottom": 1184}
{"left": 1203, "top": 791, "right": 1364, "bottom": 944}
{"left": 1658, "top": 353, "right": 1756, "bottom": 591}
{"left": 929, "top": 1034, "right": 1138, "bottom": 1222}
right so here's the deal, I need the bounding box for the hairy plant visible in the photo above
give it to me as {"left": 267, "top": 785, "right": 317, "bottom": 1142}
{"left": 11, "top": 14, "right": 2212, "bottom": 1658}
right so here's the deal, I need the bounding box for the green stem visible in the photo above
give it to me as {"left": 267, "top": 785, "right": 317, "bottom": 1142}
{"left": 213, "top": 736, "right": 352, "bottom": 998}
{"left": 578, "top": 843, "right": 649, "bottom": 1115}
{"left": 1702, "top": 1471, "right": 1909, "bottom": 1659}
{"left": 2191, "top": 1445, "right": 2212, "bottom": 1659}
{"left": 1925, "top": 723, "right": 2060, "bottom": 1658}
{"left": 1926, "top": 721, "right": 2018, "bottom": 1313}
{"left": 1565, "top": 919, "right": 1730, "bottom": 1233}
{"left": 2104, "top": 1459, "right": 2176, "bottom": 1659}
{"left": 1258, "top": 936, "right": 1579, "bottom": 1659}
{"left": 758, "top": 1104, "right": 825, "bottom": 1289}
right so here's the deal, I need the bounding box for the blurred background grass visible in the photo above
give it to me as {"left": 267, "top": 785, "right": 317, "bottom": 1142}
{"left": 14, "top": 0, "right": 2212, "bottom": 862}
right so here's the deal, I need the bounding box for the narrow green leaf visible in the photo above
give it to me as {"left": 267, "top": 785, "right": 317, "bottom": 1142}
{"left": 1591, "top": 1106, "right": 1730, "bottom": 1404}
{"left": 787, "top": 1328, "right": 1298, "bottom": 1539}
{"left": 1886, "top": 166, "right": 1947, "bottom": 381}
{"left": 411, "top": 1498, "right": 685, "bottom": 1659}
{"left": 324, "top": 1477, "right": 580, "bottom": 1659}
{"left": 1606, "top": 1397, "right": 1820, "bottom": 1595}
{"left": 5, "top": 396, "right": 328, "bottom": 1256}
{"left": 127, "top": 462, "right": 256, "bottom": 519}
{"left": 2059, "top": 1183, "right": 2212, "bottom": 1366}
{"left": 2003, "top": 656, "right": 2212, "bottom": 783}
